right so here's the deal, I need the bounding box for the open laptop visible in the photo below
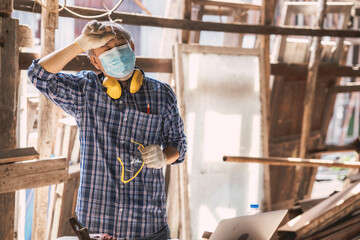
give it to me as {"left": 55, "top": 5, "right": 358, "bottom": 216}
{"left": 208, "top": 209, "right": 288, "bottom": 240}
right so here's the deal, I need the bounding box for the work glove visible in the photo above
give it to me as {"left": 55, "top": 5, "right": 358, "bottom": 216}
{"left": 75, "top": 20, "right": 116, "bottom": 52}
{"left": 139, "top": 144, "right": 166, "bottom": 169}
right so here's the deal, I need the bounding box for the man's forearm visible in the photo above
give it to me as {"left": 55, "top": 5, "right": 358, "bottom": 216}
{"left": 38, "top": 42, "right": 83, "bottom": 73}
{"left": 164, "top": 146, "right": 180, "bottom": 165}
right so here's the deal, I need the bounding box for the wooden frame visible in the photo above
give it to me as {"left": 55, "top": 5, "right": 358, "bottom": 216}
{"left": 173, "top": 43, "right": 269, "bottom": 238}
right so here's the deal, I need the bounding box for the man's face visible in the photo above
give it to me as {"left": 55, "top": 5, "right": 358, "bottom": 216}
{"left": 90, "top": 38, "right": 135, "bottom": 80}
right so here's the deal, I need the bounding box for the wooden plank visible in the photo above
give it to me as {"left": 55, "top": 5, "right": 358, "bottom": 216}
{"left": 223, "top": 155, "right": 360, "bottom": 168}
{"left": 278, "top": 181, "right": 360, "bottom": 237}
{"left": 260, "top": 0, "right": 276, "bottom": 212}
{"left": 180, "top": 43, "right": 261, "bottom": 55}
{"left": 173, "top": 43, "right": 191, "bottom": 240}
{"left": 0, "top": 16, "right": 19, "bottom": 240}
{"left": 0, "top": 192, "right": 15, "bottom": 239}
{"left": 57, "top": 164, "right": 80, "bottom": 237}
{"left": 12, "top": 0, "right": 360, "bottom": 38}
{"left": 0, "top": 157, "right": 66, "bottom": 178}
{"left": 306, "top": 220, "right": 360, "bottom": 240}
{"left": 333, "top": 83, "right": 360, "bottom": 93}
{"left": 271, "top": 63, "right": 360, "bottom": 77}
{"left": 285, "top": 1, "right": 353, "bottom": 15}
{"left": 299, "top": 0, "right": 326, "bottom": 158}
{"left": 160, "top": 1, "right": 183, "bottom": 237}
{"left": 0, "top": 169, "right": 67, "bottom": 194}
{"left": 0, "top": 147, "right": 39, "bottom": 164}
{"left": 302, "top": 211, "right": 360, "bottom": 239}
{"left": 33, "top": 1, "right": 58, "bottom": 239}
{"left": 296, "top": 0, "right": 327, "bottom": 202}
{"left": 193, "top": 0, "right": 261, "bottom": 10}
{"left": 19, "top": 52, "right": 173, "bottom": 73}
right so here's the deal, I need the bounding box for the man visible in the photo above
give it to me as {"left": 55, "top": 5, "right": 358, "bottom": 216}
{"left": 28, "top": 20, "right": 187, "bottom": 239}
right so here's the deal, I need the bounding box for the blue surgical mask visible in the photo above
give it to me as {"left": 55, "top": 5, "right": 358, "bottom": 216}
{"left": 99, "top": 43, "right": 136, "bottom": 79}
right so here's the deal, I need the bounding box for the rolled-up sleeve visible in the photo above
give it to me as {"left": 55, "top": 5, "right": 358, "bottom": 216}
{"left": 27, "top": 59, "right": 88, "bottom": 117}
{"left": 161, "top": 87, "right": 187, "bottom": 164}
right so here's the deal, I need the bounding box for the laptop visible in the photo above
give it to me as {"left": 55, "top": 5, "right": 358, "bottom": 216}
{"left": 208, "top": 209, "right": 288, "bottom": 240}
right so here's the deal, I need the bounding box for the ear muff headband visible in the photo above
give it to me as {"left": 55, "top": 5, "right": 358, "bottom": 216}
{"left": 101, "top": 69, "right": 144, "bottom": 99}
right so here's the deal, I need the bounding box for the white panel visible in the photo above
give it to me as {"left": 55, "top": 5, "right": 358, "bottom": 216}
{"left": 179, "top": 47, "right": 265, "bottom": 238}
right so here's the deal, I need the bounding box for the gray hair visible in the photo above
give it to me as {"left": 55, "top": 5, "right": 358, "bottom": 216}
{"left": 87, "top": 21, "right": 134, "bottom": 57}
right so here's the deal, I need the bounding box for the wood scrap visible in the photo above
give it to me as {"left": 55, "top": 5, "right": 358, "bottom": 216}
{"left": 301, "top": 210, "right": 360, "bottom": 240}
{"left": 0, "top": 147, "right": 39, "bottom": 164}
{"left": 278, "top": 181, "right": 360, "bottom": 238}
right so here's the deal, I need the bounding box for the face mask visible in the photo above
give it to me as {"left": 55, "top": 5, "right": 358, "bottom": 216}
{"left": 99, "top": 43, "right": 136, "bottom": 79}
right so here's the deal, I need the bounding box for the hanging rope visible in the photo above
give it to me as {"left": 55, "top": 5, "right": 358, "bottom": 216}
{"left": 34, "top": 0, "right": 124, "bottom": 22}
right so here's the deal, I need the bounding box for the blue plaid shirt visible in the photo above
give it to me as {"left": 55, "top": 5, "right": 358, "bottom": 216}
{"left": 28, "top": 59, "right": 186, "bottom": 239}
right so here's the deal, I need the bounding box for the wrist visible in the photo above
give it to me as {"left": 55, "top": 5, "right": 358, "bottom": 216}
{"left": 74, "top": 35, "right": 90, "bottom": 52}
{"left": 74, "top": 40, "right": 85, "bottom": 52}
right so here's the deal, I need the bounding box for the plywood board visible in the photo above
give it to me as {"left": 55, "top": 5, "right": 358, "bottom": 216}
{"left": 173, "top": 43, "right": 267, "bottom": 239}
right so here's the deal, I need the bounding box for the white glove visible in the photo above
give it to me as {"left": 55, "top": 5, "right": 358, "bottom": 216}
{"left": 139, "top": 144, "right": 166, "bottom": 169}
{"left": 75, "top": 20, "right": 116, "bottom": 52}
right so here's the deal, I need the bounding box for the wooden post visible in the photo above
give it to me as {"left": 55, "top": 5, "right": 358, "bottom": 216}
{"left": 260, "top": 0, "right": 277, "bottom": 212}
{"left": 160, "top": 1, "right": 184, "bottom": 238}
{"left": 173, "top": 43, "right": 191, "bottom": 240}
{"left": 0, "top": 16, "right": 20, "bottom": 240}
{"left": 32, "top": 0, "right": 58, "bottom": 239}
{"left": 0, "top": 0, "right": 13, "bottom": 17}
{"left": 181, "top": 0, "right": 192, "bottom": 43}
{"left": 179, "top": 1, "right": 192, "bottom": 238}
{"left": 297, "top": 0, "right": 327, "bottom": 200}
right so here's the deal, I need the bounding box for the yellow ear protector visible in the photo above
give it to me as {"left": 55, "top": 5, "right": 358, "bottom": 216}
{"left": 101, "top": 68, "right": 144, "bottom": 99}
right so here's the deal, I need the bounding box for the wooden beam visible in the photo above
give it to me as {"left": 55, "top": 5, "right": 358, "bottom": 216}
{"left": 173, "top": 43, "right": 192, "bottom": 240}
{"left": 260, "top": 0, "right": 276, "bottom": 212}
{"left": 0, "top": 157, "right": 67, "bottom": 193}
{"left": 271, "top": 63, "right": 360, "bottom": 77}
{"left": 285, "top": 1, "right": 353, "bottom": 15}
{"left": 297, "top": 0, "right": 327, "bottom": 201}
{"left": 223, "top": 155, "right": 360, "bottom": 168}
{"left": 12, "top": 0, "right": 360, "bottom": 38}
{"left": 0, "top": 147, "right": 39, "bottom": 164}
{"left": 0, "top": 17, "right": 19, "bottom": 240}
{"left": 32, "top": 0, "right": 58, "bottom": 239}
{"left": 19, "top": 52, "right": 173, "bottom": 73}
{"left": 193, "top": 0, "right": 261, "bottom": 10}
{"left": 333, "top": 83, "right": 360, "bottom": 93}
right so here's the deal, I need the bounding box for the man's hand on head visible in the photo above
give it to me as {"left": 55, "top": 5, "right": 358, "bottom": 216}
{"left": 75, "top": 20, "right": 116, "bottom": 52}
{"left": 139, "top": 144, "right": 166, "bottom": 169}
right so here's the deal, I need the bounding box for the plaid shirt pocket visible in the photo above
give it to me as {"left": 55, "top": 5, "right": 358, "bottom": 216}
{"left": 126, "top": 109, "right": 162, "bottom": 148}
